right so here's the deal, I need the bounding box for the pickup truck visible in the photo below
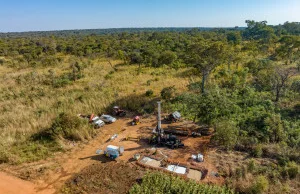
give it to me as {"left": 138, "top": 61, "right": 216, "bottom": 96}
{"left": 78, "top": 114, "right": 105, "bottom": 128}
{"left": 91, "top": 116, "right": 105, "bottom": 128}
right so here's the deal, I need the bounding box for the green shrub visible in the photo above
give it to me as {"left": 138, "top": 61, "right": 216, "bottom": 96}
{"left": 104, "top": 71, "right": 114, "bottom": 79}
{"left": 53, "top": 76, "right": 72, "bottom": 88}
{"left": 161, "top": 86, "right": 176, "bottom": 101}
{"left": 0, "top": 150, "right": 10, "bottom": 163}
{"left": 252, "top": 144, "right": 263, "bottom": 157}
{"left": 50, "top": 112, "right": 90, "bottom": 141}
{"left": 248, "top": 175, "right": 269, "bottom": 194}
{"left": 145, "top": 90, "right": 154, "bottom": 97}
{"left": 212, "top": 120, "right": 238, "bottom": 150}
{"left": 291, "top": 80, "right": 300, "bottom": 93}
{"left": 129, "top": 172, "right": 235, "bottom": 194}
{"left": 278, "top": 155, "right": 289, "bottom": 166}
{"left": 247, "top": 159, "right": 256, "bottom": 173}
{"left": 287, "top": 162, "right": 299, "bottom": 179}
{"left": 146, "top": 80, "right": 152, "bottom": 86}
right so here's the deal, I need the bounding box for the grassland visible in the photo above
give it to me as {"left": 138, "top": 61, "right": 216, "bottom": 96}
{"left": 0, "top": 56, "right": 191, "bottom": 163}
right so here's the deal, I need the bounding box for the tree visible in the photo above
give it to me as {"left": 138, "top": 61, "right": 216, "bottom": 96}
{"left": 291, "top": 80, "right": 300, "bottom": 93}
{"left": 161, "top": 86, "right": 176, "bottom": 101}
{"left": 227, "top": 44, "right": 242, "bottom": 71}
{"left": 212, "top": 120, "right": 238, "bottom": 150}
{"left": 272, "top": 67, "right": 295, "bottom": 102}
{"left": 159, "top": 51, "right": 177, "bottom": 66}
{"left": 129, "top": 51, "right": 144, "bottom": 74}
{"left": 282, "top": 21, "right": 300, "bottom": 35}
{"left": 275, "top": 35, "right": 300, "bottom": 65}
{"left": 177, "top": 88, "right": 236, "bottom": 125}
{"left": 70, "top": 61, "right": 83, "bottom": 81}
{"left": 264, "top": 114, "right": 285, "bottom": 143}
{"left": 186, "top": 40, "right": 228, "bottom": 93}
{"left": 226, "top": 31, "right": 242, "bottom": 45}
{"left": 117, "top": 50, "right": 129, "bottom": 65}
{"left": 243, "top": 20, "right": 275, "bottom": 43}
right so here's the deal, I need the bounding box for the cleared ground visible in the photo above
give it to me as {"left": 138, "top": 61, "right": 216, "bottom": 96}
{"left": 0, "top": 115, "right": 223, "bottom": 193}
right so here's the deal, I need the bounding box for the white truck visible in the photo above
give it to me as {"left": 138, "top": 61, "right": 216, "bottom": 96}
{"left": 91, "top": 116, "right": 105, "bottom": 128}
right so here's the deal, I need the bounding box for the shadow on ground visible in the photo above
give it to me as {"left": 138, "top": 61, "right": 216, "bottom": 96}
{"left": 79, "top": 154, "right": 115, "bottom": 163}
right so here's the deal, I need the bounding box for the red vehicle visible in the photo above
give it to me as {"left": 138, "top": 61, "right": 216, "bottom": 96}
{"left": 131, "top": 116, "right": 140, "bottom": 125}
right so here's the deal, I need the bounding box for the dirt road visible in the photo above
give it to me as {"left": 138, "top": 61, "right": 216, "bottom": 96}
{"left": 0, "top": 117, "right": 153, "bottom": 194}
{"left": 0, "top": 171, "right": 36, "bottom": 194}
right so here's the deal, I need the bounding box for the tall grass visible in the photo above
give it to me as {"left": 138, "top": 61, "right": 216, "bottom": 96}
{"left": 0, "top": 56, "right": 191, "bottom": 163}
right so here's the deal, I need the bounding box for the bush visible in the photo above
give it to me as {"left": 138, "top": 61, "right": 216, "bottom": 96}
{"left": 129, "top": 172, "right": 235, "bottom": 194}
{"left": 161, "top": 86, "right": 176, "bottom": 101}
{"left": 212, "top": 120, "right": 238, "bottom": 150}
{"left": 0, "top": 150, "right": 10, "bottom": 163}
{"left": 53, "top": 75, "right": 72, "bottom": 88}
{"left": 50, "top": 112, "right": 91, "bottom": 141}
{"left": 248, "top": 175, "right": 269, "bottom": 194}
{"left": 145, "top": 90, "right": 154, "bottom": 97}
{"left": 286, "top": 162, "right": 299, "bottom": 179}
{"left": 291, "top": 80, "right": 300, "bottom": 93}
{"left": 104, "top": 71, "right": 114, "bottom": 80}
{"left": 247, "top": 159, "right": 256, "bottom": 173}
{"left": 252, "top": 144, "right": 263, "bottom": 157}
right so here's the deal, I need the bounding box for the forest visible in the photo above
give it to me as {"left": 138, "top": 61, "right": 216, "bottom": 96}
{"left": 0, "top": 20, "right": 299, "bottom": 193}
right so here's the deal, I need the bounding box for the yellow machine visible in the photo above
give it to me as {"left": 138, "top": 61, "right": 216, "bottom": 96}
{"left": 125, "top": 135, "right": 141, "bottom": 141}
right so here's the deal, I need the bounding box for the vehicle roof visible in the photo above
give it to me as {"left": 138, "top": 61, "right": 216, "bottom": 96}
{"left": 172, "top": 111, "right": 181, "bottom": 119}
{"left": 102, "top": 114, "right": 112, "bottom": 117}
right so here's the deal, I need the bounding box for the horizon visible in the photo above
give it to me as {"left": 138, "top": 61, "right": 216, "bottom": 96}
{"left": 1, "top": 26, "right": 245, "bottom": 34}
{"left": 1, "top": 0, "right": 299, "bottom": 32}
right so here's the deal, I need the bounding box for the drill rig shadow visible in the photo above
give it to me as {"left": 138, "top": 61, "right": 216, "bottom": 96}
{"left": 149, "top": 101, "right": 184, "bottom": 149}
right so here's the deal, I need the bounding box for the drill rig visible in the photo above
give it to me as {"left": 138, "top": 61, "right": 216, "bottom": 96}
{"left": 150, "top": 102, "right": 184, "bottom": 149}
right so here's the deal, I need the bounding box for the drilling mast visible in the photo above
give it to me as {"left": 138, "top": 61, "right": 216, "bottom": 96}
{"left": 157, "top": 101, "right": 162, "bottom": 134}
{"left": 153, "top": 101, "right": 164, "bottom": 144}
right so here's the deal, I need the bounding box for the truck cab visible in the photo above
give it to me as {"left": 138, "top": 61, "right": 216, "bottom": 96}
{"left": 91, "top": 116, "right": 105, "bottom": 128}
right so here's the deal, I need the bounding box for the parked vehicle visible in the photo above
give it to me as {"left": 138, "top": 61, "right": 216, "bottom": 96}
{"left": 112, "top": 106, "right": 126, "bottom": 117}
{"left": 131, "top": 116, "right": 140, "bottom": 125}
{"left": 100, "top": 114, "right": 117, "bottom": 123}
{"left": 104, "top": 145, "right": 124, "bottom": 159}
{"left": 165, "top": 111, "right": 181, "bottom": 122}
{"left": 78, "top": 113, "right": 105, "bottom": 128}
{"left": 91, "top": 116, "right": 105, "bottom": 128}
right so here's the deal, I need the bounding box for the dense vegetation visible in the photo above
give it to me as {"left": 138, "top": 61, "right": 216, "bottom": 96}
{"left": 129, "top": 172, "right": 234, "bottom": 194}
{"left": 0, "top": 20, "right": 299, "bottom": 193}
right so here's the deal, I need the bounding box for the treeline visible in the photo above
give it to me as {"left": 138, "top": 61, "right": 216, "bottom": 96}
{"left": 0, "top": 21, "right": 299, "bottom": 38}
{"left": 0, "top": 27, "right": 220, "bottom": 38}
{"left": 0, "top": 21, "right": 299, "bottom": 70}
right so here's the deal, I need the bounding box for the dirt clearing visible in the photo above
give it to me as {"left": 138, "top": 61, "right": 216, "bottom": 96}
{"left": 61, "top": 162, "right": 144, "bottom": 194}
{"left": 0, "top": 115, "right": 223, "bottom": 193}
{"left": 0, "top": 172, "right": 36, "bottom": 194}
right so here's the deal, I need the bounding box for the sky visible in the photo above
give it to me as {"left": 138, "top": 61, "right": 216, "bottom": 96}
{"left": 0, "top": 0, "right": 299, "bottom": 32}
